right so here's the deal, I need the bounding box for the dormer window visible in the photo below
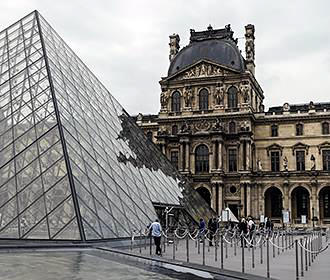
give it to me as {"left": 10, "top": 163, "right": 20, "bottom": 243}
{"left": 271, "top": 124, "right": 278, "bottom": 137}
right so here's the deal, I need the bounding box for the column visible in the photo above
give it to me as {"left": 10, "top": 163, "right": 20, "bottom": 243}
{"left": 240, "top": 183, "right": 245, "bottom": 217}
{"left": 283, "top": 184, "right": 289, "bottom": 210}
{"left": 211, "top": 184, "right": 216, "bottom": 210}
{"left": 218, "top": 184, "right": 223, "bottom": 213}
{"left": 246, "top": 140, "right": 251, "bottom": 171}
{"left": 245, "top": 184, "right": 251, "bottom": 217}
{"left": 218, "top": 141, "right": 223, "bottom": 171}
{"left": 212, "top": 141, "right": 217, "bottom": 170}
{"left": 179, "top": 142, "right": 184, "bottom": 171}
{"left": 311, "top": 184, "right": 318, "bottom": 224}
{"left": 239, "top": 141, "right": 244, "bottom": 171}
{"left": 185, "top": 141, "right": 190, "bottom": 172}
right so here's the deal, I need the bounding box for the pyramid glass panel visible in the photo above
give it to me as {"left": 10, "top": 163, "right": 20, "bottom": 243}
{"left": 0, "top": 11, "right": 215, "bottom": 241}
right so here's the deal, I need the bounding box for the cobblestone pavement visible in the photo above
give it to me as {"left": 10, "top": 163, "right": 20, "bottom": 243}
{"left": 129, "top": 234, "right": 330, "bottom": 280}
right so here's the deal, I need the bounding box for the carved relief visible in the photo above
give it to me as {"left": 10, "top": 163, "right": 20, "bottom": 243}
{"left": 194, "top": 120, "right": 212, "bottom": 132}
{"left": 240, "top": 84, "right": 251, "bottom": 104}
{"left": 173, "top": 62, "right": 230, "bottom": 80}
{"left": 160, "top": 89, "right": 170, "bottom": 108}
{"left": 214, "top": 83, "right": 225, "bottom": 105}
{"left": 183, "top": 86, "right": 193, "bottom": 107}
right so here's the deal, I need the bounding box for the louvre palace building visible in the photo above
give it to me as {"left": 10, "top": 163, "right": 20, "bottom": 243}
{"left": 136, "top": 24, "right": 330, "bottom": 227}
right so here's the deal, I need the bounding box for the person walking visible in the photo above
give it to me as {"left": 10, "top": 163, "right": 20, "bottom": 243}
{"left": 149, "top": 219, "right": 162, "bottom": 256}
{"left": 208, "top": 217, "right": 217, "bottom": 246}
{"left": 198, "top": 218, "right": 206, "bottom": 241}
{"left": 247, "top": 217, "right": 255, "bottom": 247}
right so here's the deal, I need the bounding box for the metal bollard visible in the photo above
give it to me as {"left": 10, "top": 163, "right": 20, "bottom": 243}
{"left": 139, "top": 230, "right": 142, "bottom": 254}
{"left": 198, "top": 234, "right": 201, "bottom": 254}
{"left": 144, "top": 233, "right": 147, "bottom": 250}
{"left": 186, "top": 233, "right": 189, "bottom": 263}
{"left": 150, "top": 235, "right": 152, "bottom": 255}
{"left": 163, "top": 232, "right": 166, "bottom": 253}
{"left": 295, "top": 239, "right": 299, "bottom": 280}
{"left": 300, "top": 238, "right": 304, "bottom": 277}
{"left": 202, "top": 234, "right": 206, "bottom": 266}
{"left": 308, "top": 236, "right": 311, "bottom": 267}
{"left": 273, "top": 236, "right": 275, "bottom": 258}
{"left": 266, "top": 237, "right": 270, "bottom": 278}
{"left": 241, "top": 236, "right": 245, "bottom": 273}
{"left": 252, "top": 241, "right": 255, "bottom": 268}
{"left": 173, "top": 234, "right": 176, "bottom": 260}
{"left": 176, "top": 233, "right": 178, "bottom": 251}
{"left": 277, "top": 232, "right": 280, "bottom": 255}
{"left": 260, "top": 237, "right": 263, "bottom": 264}
{"left": 215, "top": 232, "right": 218, "bottom": 262}
{"left": 225, "top": 239, "right": 228, "bottom": 259}
{"left": 305, "top": 237, "right": 308, "bottom": 271}
{"left": 285, "top": 232, "right": 288, "bottom": 251}
{"left": 131, "top": 233, "right": 133, "bottom": 251}
{"left": 221, "top": 234, "right": 224, "bottom": 269}
{"left": 234, "top": 234, "right": 237, "bottom": 256}
{"left": 282, "top": 232, "right": 284, "bottom": 252}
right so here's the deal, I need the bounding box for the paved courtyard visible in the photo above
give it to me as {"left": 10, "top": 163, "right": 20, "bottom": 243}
{"left": 128, "top": 234, "right": 330, "bottom": 280}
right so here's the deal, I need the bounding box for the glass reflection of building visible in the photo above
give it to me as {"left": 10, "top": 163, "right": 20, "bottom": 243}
{"left": 0, "top": 11, "right": 214, "bottom": 241}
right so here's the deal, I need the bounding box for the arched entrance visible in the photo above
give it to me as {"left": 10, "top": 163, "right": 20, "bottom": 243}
{"left": 264, "top": 187, "right": 283, "bottom": 219}
{"left": 291, "top": 187, "right": 310, "bottom": 223}
{"left": 196, "top": 186, "right": 211, "bottom": 206}
{"left": 319, "top": 187, "right": 330, "bottom": 222}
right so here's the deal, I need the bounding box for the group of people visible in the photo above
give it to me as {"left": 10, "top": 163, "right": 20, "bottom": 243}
{"left": 148, "top": 215, "right": 275, "bottom": 256}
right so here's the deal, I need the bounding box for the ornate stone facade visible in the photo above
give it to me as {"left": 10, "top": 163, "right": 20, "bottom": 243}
{"left": 136, "top": 25, "right": 330, "bottom": 228}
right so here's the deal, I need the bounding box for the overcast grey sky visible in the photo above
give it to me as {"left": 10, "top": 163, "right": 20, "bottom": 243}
{"left": 1, "top": 0, "right": 330, "bottom": 115}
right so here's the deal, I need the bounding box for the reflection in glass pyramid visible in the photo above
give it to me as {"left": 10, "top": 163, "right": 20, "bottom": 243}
{"left": 0, "top": 11, "right": 215, "bottom": 240}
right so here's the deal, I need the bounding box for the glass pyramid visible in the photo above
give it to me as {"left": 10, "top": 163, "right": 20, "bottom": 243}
{"left": 0, "top": 11, "right": 214, "bottom": 240}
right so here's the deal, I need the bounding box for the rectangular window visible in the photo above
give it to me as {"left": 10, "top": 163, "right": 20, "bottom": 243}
{"left": 228, "top": 149, "right": 237, "bottom": 172}
{"left": 271, "top": 151, "right": 280, "bottom": 172}
{"left": 170, "top": 151, "right": 179, "bottom": 169}
{"left": 323, "top": 150, "right": 330, "bottom": 171}
{"left": 296, "top": 124, "right": 303, "bottom": 136}
{"left": 271, "top": 125, "right": 278, "bottom": 137}
{"left": 296, "top": 151, "right": 305, "bottom": 171}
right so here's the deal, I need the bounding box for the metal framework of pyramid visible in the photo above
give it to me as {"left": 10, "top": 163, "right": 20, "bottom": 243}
{"left": 0, "top": 11, "right": 214, "bottom": 241}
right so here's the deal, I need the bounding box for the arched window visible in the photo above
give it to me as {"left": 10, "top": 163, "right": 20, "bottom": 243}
{"left": 172, "top": 125, "right": 178, "bottom": 135}
{"left": 146, "top": 131, "right": 153, "bottom": 142}
{"left": 296, "top": 123, "right": 303, "bottom": 136}
{"left": 322, "top": 122, "right": 329, "bottom": 135}
{"left": 227, "top": 86, "right": 238, "bottom": 109}
{"left": 199, "top": 88, "right": 209, "bottom": 110}
{"left": 229, "top": 121, "right": 236, "bottom": 134}
{"left": 171, "top": 91, "right": 181, "bottom": 112}
{"left": 195, "top": 144, "right": 209, "bottom": 173}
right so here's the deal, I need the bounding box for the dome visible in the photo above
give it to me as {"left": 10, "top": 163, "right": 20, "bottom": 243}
{"left": 168, "top": 34, "right": 245, "bottom": 77}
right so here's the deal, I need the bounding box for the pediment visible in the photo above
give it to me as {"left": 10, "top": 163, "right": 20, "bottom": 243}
{"left": 291, "top": 142, "right": 309, "bottom": 155}
{"left": 266, "top": 143, "right": 283, "bottom": 156}
{"left": 165, "top": 60, "right": 241, "bottom": 82}
{"left": 318, "top": 141, "right": 330, "bottom": 154}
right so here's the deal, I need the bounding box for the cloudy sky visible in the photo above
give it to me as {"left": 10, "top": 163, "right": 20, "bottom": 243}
{"left": 1, "top": 0, "right": 330, "bottom": 115}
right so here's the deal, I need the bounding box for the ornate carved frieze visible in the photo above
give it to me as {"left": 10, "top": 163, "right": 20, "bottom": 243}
{"left": 173, "top": 62, "right": 233, "bottom": 81}
{"left": 194, "top": 120, "right": 212, "bottom": 132}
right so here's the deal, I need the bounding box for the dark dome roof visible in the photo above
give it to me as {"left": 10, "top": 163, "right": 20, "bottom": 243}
{"left": 168, "top": 39, "right": 245, "bottom": 76}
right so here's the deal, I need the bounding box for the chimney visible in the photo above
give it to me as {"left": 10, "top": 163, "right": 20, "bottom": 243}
{"left": 169, "top": 34, "right": 180, "bottom": 62}
{"left": 245, "top": 24, "right": 255, "bottom": 75}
